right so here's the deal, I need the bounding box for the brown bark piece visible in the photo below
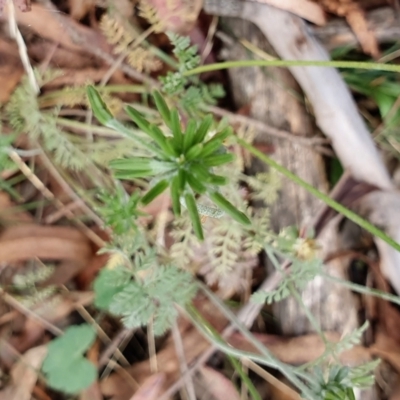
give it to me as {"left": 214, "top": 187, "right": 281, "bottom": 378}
{"left": 221, "top": 18, "right": 359, "bottom": 337}
{"left": 313, "top": 7, "right": 400, "bottom": 51}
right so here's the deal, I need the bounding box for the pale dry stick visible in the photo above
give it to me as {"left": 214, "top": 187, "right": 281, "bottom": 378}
{"left": 0, "top": 288, "right": 63, "bottom": 336}
{"left": 6, "top": 0, "right": 40, "bottom": 94}
{"left": 99, "top": 328, "right": 133, "bottom": 368}
{"left": 241, "top": 358, "right": 301, "bottom": 400}
{"left": 172, "top": 322, "right": 197, "bottom": 400}
{"left": 205, "top": 105, "right": 330, "bottom": 150}
{"left": 99, "top": 329, "right": 133, "bottom": 382}
{"left": 158, "top": 270, "right": 286, "bottom": 400}
{"left": 44, "top": 199, "right": 85, "bottom": 224}
{"left": 8, "top": 150, "right": 105, "bottom": 248}
{"left": 201, "top": 15, "right": 219, "bottom": 63}
{"left": 372, "top": 95, "right": 400, "bottom": 139}
{"left": 38, "top": 148, "right": 107, "bottom": 233}
{"left": 60, "top": 285, "right": 131, "bottom": 368}
{"left": 148, "top": 321, "right": 158, "bottom": 374}
{"left": 38, "top": 41, "right": 59, "bottom": 74}
{"left": 104, "top": 359, "right": 141, "bottom": 391}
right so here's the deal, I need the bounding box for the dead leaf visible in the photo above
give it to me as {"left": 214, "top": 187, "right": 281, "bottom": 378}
{"left": 0, "top": 225, "right": 92, "bottom": 266}
{"left": 371, "top": 331, "right": 400, "bottom": 373}
{"left": 80, "top": 382, "right": 103, "bottom": 400}
{"left": 0, "top": 345, "right": 47, "bottom": 400}
{"left": 390, "top": 378, "right": 400, "bottom": 400}
{"left": 0, "top": 292, "right": 94, "bottom": 367}
{"left": 101, "top": 295, "right": 228, "bottom": 400}
{"left": 346, "top": 8, "right": 380, "bottom": 59}
{"left": 251, "top": 0, "right": 326, "bottom": 26}
{"left": 0, "top": 3, "right": 109, "bottom": 53}
{"left": 0, "top": 191, "right": 33, "bottom": 223}
{"left": 229, "top": 331, "right": 371, "bottom": 366}
{"left": 146, "top": 0, "right": 203, "bottom": 34}
{"left": 69, "top": 0, "right": 96, "bottom": 21}
{"left": 129, "top": 374, "right": 166, "bottom": 400}
{"left": 199, "top": 366, "right": 241, "bottom": 400}
{"left": 0, "top": 39, "right": 24, "bottom": 103}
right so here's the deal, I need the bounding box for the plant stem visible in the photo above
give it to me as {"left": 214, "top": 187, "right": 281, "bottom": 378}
{"left": 323, "top": 273, "right": 400, "bottom": 306}
{"left": 197, "top": 284, "right": 318, "bottom": 397}
{"left": 237, "top": 138, "right": 400, "bottom": 253}
{"left": 184, "top": 60, "right": 400, "bottom": 76}
{"left": 265, "top": 248, "right": 328, "bottom": 344}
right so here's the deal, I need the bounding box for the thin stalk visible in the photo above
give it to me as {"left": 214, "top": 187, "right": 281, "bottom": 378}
{"left": 323, "top": 273, "right": 400, "bottom": 306}
{"left": 185, "top": 60, "right": 400, "bottom": 76}
{"left": 227, "top": 351, "right": 262, "bottom": 400}
{"left": 40, "top": 84, "right": 146, "bottom": 100}
{"left": 186, "top": 304, "right": 316, "bottom": 399}
{"left": 237, "top": 138, "right": 400, "bottom": 252}
{"left": 197, "top": 284, "right": 318, "bottom": 396}
{"left": 265, "top": 248, "right": 328, "bottom": 344}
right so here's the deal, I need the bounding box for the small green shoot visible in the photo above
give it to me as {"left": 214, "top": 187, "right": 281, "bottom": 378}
{"left": 87, "top": 86, "right": 250, "bottom": 240}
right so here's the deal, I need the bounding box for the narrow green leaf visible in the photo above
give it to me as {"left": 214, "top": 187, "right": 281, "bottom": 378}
{"left": 208, "top": 126, "right": 232, "bottom": 143}
{"left": 238, "top": 137, "right": 400, "bottom": 253}
{"left": 203, "top": 153, "right": 235, "bottom": 167}
{"left": 125, "top": 105, "right": 151, "bottom": 133}
{"left": 114, "top": 170, "right": 155, "bottom": 179}
{"left": 209, "top": 191, "right": 251, "bottom": 225}
{"left": 149, "top": 125, "right": 177, "bottom": 158}
{"left": 198, "top": 140, "right": 224, "bottom": 158}
{"left": 183, "top": 119, "right": 198, "bottom": 152}
{"left": 110, "top": 158, "right": 152, "bottom": 170}
{"left": 141, "top": 180, "right": 169, "bottom": 205}
{"left": 170, "top": 175, "right": 181, "bottom": 215}
{"left": 165, "top": 137, "right": 180, "bottom": 157}
{"left": 187, "top": 173, "right": 207, "bottom": 194}
{"left": 86, "top": 86, "right": 114, "bottom": 125}
{"left": 191, "top": 163, "right": 212, "bottom": 182}
{"left": 185, "top": 193, "right": 204, "bottom": 240}
{"left": 185, "top": 143, "right": 203, "bottom": 160}
{"left": 170, "top": 109, "right": 183, "bottom": 150}
{"left": 193, "top": 114, "right": 213, "bottom": 144}
{"left": 199, "top": 128, "right": 232, "bottom": 158}
{"left": 177, "top": 168, "right": 186, "bottom": 191}
{"left": 346, "top": 388, "right": 356, "bottom": 400}
{"left": 207, "top": 173, "right": 228, "bottom": 186}
{"left": 152, "top": 90, "right": 171, "bottom": 126}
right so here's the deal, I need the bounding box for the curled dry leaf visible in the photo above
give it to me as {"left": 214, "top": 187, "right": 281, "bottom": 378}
{"left": 314, "top": 0, "right": 380, "bottom": 58}
{"left": 0, "top": 191, "right": 32, "bottom": 223}
{"left": 371, "top": 331, "right": 400, "bottom": 374}
{"left": 129, "top": 373, "right": 166, "bottom": 400}
{"left": 199, "top": 366, "right": 241, "bottom": 400}
{"left": 0, "top": 224, "right": 92, "bottom": 265}
{"left": 0, "top": 3, "right": 109, "bottom": 53}
{"left": 0, "top": 39, "right": 24, "bottom": 103}
{"left": 69, "top": 0, "right": 96, "bottom": 21}
{"left": 0, "top": 345, "right": 47, "bottom": 400}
